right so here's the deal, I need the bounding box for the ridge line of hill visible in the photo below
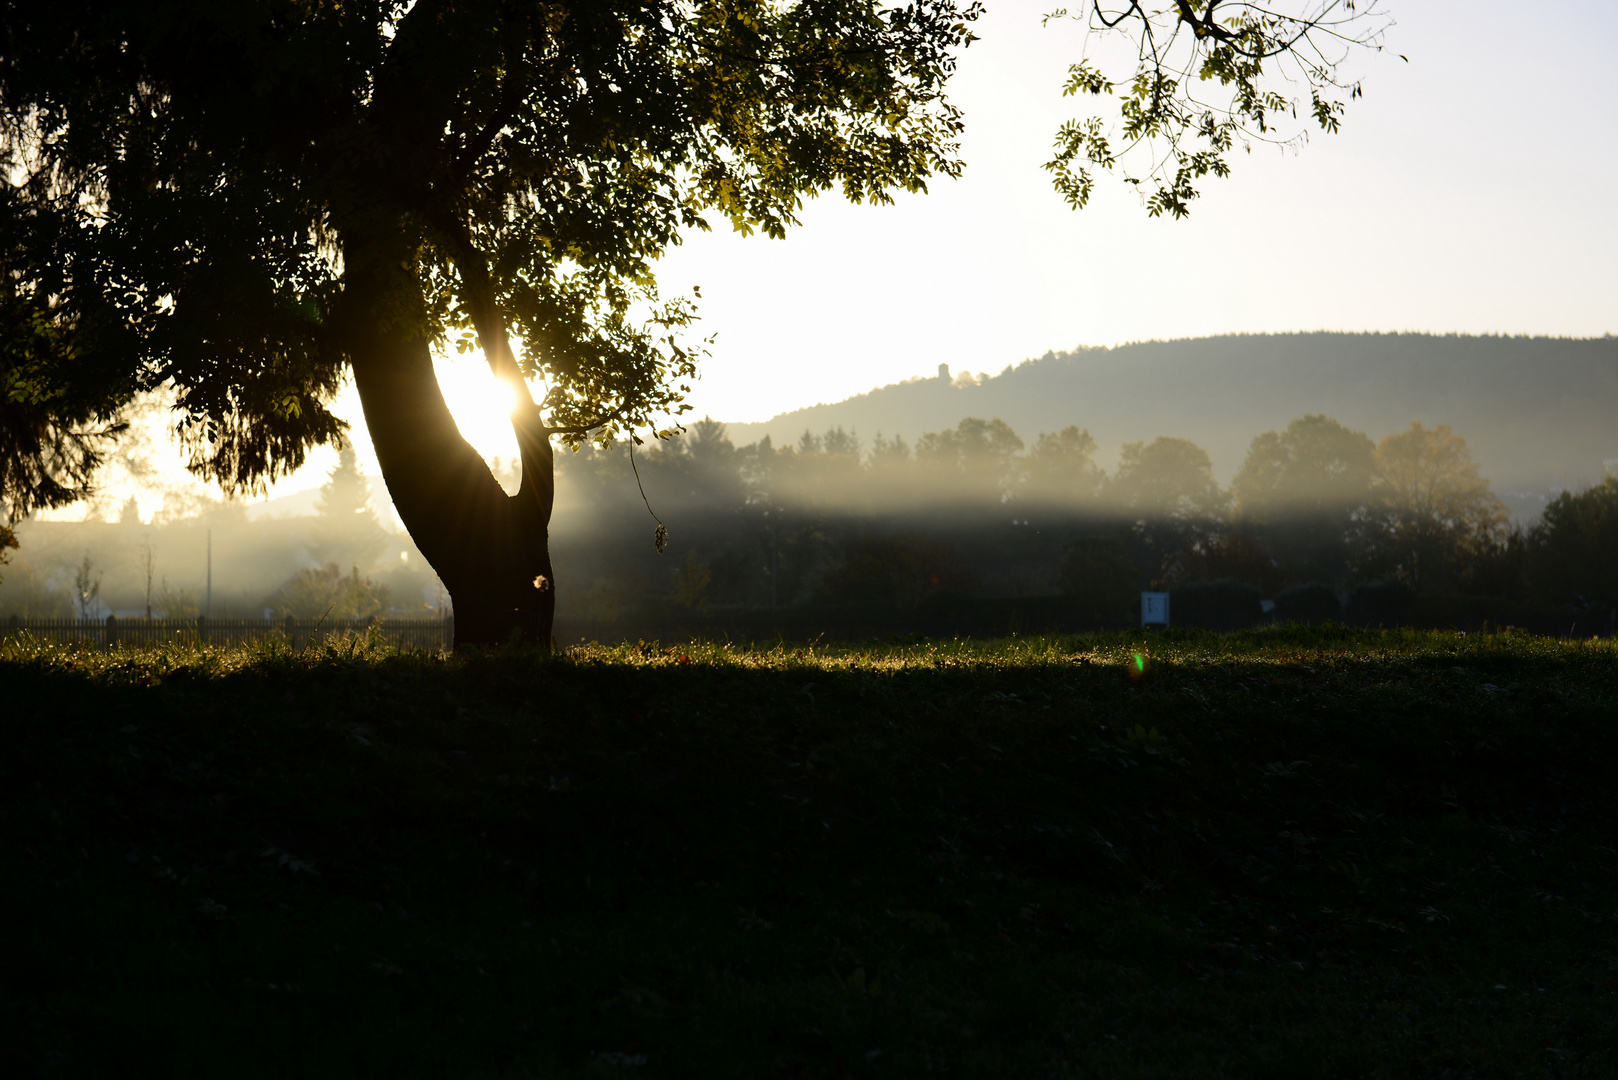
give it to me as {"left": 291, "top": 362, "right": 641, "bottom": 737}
{"left": 720, "top": 331, "right": 1618, "bottom": 492}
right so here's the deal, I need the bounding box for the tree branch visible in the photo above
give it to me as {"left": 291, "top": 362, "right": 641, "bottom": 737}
{"left": 452, "top": 59, "right": 523, "bottom": 182}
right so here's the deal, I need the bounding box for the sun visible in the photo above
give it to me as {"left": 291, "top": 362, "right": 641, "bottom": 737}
{"left": 432, "top": 351, "right": 525, "bottom": 465}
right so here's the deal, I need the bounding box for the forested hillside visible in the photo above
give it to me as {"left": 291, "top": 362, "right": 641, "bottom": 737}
{"left": 725, "top": 334, "right": 1618, "bottom": 492}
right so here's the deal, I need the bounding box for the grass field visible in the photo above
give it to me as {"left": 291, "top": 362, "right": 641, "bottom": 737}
{"left": 3, "top": 628, "right": 1616, "bottom": 1077}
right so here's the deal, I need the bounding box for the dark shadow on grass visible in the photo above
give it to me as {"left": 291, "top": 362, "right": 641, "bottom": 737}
{"left": 4, "top": 631, "right": 1616, "bottom": 1077}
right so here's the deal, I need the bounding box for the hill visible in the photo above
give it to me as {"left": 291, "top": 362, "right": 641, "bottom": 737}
{"left": 723, "top": 333, "right": 1618, "bottom": 493}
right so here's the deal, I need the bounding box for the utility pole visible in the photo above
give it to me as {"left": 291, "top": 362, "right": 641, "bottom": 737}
{"left": 205, "top": 529, "right": 212, "bottom": 618}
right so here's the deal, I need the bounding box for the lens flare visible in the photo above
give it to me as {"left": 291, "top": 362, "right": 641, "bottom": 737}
{"left": 1128, "top": 651, "right": 1148, "bottom": 684}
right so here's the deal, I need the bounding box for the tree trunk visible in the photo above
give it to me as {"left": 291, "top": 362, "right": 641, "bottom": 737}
{"left": 343, "top": 243, "right": 555, "bottom": 649}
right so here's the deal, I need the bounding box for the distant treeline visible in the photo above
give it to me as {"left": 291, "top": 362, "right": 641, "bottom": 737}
{"left": 724, "top": 333, "right": 1618, "bottom": 493}
{"left": 551, "top": 413, "right": 1618, "bottom": 627}
{"left": 0, "top": 449, "right": 442, "bottom": 620}
{"left": 5, "top": 411, "right": 1613, "bottom": 632}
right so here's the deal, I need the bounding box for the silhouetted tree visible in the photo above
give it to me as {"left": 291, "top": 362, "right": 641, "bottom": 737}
{"left": 1359, "top": 422, "right": 1509, "bottom": 592}
{"left": 1045, "top": 2, "right": 1391, "bottom": 218}
{"left": 265, "top": 564, "right": 390, "bottom": 621}
{"left": 1112, "top": 436, "right": 1227, "bottom": 553}
{"left": 311, "top": 448, "right": 389, "bottom": 571}
{"left": 0, "top": 0, "right": 981, "bottom": 646}
{"left": 0, "top": 523, "right": 15, "bottom": 584}
{"left": 71, "top": 553, "right": 102, "bottom": 619}
{"left": 818, "top": 533, "right": 971, "bottom": 610}
{"left": 1055, "top": 536, "right": 1136, "bottom": 623}
{"left": 1020, "top": 426, "right": 1104, "bottom": 510}
{"left": 916, "top": 417, "right": 1024, "bottom": 507}
{"left": 1528, "top": 476, "right": 1618, "bottom": 608}
{"left": 1233, "top": 415, "right": 1377, "bottom": 583}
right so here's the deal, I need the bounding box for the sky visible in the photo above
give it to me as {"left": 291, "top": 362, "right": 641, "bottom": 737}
{"left": 71, "top": 0, "right": 1618, "bottom": 522}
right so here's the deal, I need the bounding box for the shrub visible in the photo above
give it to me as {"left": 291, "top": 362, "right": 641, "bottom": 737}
{"left": 1170, "top": 578, "right": 1262, "bottom": 630}
{"left": 817, "top": 534, "right": 972, "bottom": 610}
{"left": 1272, "top": 582, "right": 1341, "bottom": 625}
{"left": 1345, "top": 579, "right": 1416, "bottom": 626}
{"left": 1055, "top": 536, "right": 1138, "bottom": 623}
{"left": 265, "top": 563, "right": 390, "bottom": 620}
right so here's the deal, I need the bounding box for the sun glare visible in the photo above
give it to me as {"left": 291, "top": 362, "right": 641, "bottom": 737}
{"left": 432, "top": 352, "right": 524, "bottom": 467}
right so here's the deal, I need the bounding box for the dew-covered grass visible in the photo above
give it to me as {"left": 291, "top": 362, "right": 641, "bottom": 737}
{"left": 3, "top": 627, "right": 1615, "bottom": 1076}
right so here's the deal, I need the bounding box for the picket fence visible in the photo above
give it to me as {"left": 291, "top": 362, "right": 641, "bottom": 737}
{"left": 0, "top": 615, "right": 454, "bottom": 652}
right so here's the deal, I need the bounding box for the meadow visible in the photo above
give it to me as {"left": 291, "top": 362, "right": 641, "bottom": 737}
{"left": 3, "top": 628, "right": 1615, "bottom": 1077}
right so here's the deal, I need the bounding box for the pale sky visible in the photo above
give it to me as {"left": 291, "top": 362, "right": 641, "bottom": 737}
{"left": 72, "top": 0, "right": 1618, "bottom": 522}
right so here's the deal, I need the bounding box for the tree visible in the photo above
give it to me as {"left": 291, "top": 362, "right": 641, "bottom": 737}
{"left": 1232, "top": 414, "right": 1376, "bottom": 582}
{"left": 1111, "top": 436, "right": 1226, "bottom": 551}
{"left": 0, "top": 1, "right": 1392, "bottom": 646}
{"left": 817, "top": 532, "right": 971, "bottom": 610}
{"left": 1360, "top": 422, "right": 1509, "bottom": 592}
{"left": 0, "top": 522, "right": 15, "bottom": 584}
{"left": 0, "top": 0, "right": 982, "bottom": 646}
{"left": 311, "top": 447, "right": 389, "bottom": 571}
{"left": 1527, "top": 476, "right": 1618, "bottom": 608}
{"left": 915, "top": 417, "right": 1025, "bottom": 506}
{"left": 71, "top": 553, "right": 102, "bottom": 620}
{"left": 265, "top": 564, "right": 391, "bottom": 621}
{"left": 1020, "top": 425, "right": 1105, "bottom": 510}
{"left": 1044, "top": 1, "right": 1394, "bottom": 218}
{"left": 1054, "top": 535, "right": 1136, "bottom": 623}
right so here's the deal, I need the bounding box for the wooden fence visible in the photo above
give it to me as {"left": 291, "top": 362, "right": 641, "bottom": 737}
{"left": 0, "top": 615, "right": 454, "bottom": 652}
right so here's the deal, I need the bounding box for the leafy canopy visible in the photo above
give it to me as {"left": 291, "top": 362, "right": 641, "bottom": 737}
{"left": 1043, "top": 1, "right": 1394, "bottom": 218}
{"left": 0, "top": 0, "right": 981, "bottom": 516}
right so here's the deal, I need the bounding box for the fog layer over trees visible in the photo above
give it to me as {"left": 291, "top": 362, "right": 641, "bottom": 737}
{"left": 0, "top": 449, "right": 440, "bottom": 621}
{"left": 545, "top": 409, "right": 1615, "bottom": 629}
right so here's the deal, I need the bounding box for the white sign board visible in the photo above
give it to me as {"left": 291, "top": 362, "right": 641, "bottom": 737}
{"left": 1141, "top": 591, "right": 1170, "bottom": 627}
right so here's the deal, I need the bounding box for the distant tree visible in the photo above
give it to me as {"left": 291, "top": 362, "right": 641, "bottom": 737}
{"left": 1527, "top": 476, "right": 1618, "bottom": 607}
{"left": 1359, "top": 422, "right": 1509, "bottom": 592}
{"left": 141, "top": 541, "right": 155, "bottom": 619}
{"left": 71, "top": 553, "right": 102, "bottom": 619}
{"left": 0, "top": 522, "right": 15, "bottom": 584}
{"left": 818, "top": 533, "right": 972, "bottom": 610}
{"left": 1111, "top": 436, "right": 1227, "bottom": 551}
{"left": 1162, "top": 529, "right": 1284, "bottom": 595}
{"left": 669, "top": 550, "right": 713, "bottom": 611}
{"left": 822, "top": 427, "right": 862, "bottom": 459}
{"left": 869, "top": 432, "right": 911, "bottom": 465}
{"left": 265, "top": 564, "right": 390, "bottom": 621}
{"left": 916, "top": 417, "right": 1025, "bottom": 505}
{"left": 0, "top": 0, "right": 981, "bottom": 647}
{"left": 773, "top": 425, "right": 865, "bottom": 510}
{"left": 658, "top": 418, "right": 742, "bottom": 514}
{"left": 1232, "top": 415, "right": 1377, "bottom": 582}
{"left": 863, "top": 431, "right": 914, "bottom": 508}
{"left": 1054, "top": 536, "right": 1136, "bottom": 623}
{"left": 160, "top": 578, "right": 201, "bottom": 619}
{"left": 311, "top": 448, "right": 389, "bottom": 571}
{"left": 1020, "top": 425, "right": 1105, "bottom": 509}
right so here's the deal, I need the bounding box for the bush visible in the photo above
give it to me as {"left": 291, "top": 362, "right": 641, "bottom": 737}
{"left": 1345, "top": 579, "right": 1416, "bottom": 626}
{"left": 817, "top": 534, "right": 972, "bottom": 611}
{"left": 1272, "top": 582, "right": 1341, "bottom": 625}
{"left": 1055, "top": 536, "right": 1138, "bottom": 623}
{"left": 264, "top": 563, "right": 391, "bottom": 619}
{"left": 1527, "top": 476, "right": 1618, "bottom": 607}
{"left": 1170, "top": 578, "right": 1262, "bottom": 630}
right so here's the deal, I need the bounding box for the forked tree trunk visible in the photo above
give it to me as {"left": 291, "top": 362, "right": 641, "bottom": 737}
{"left": 343, "top": 240, "right": 556, "bottom": 649}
